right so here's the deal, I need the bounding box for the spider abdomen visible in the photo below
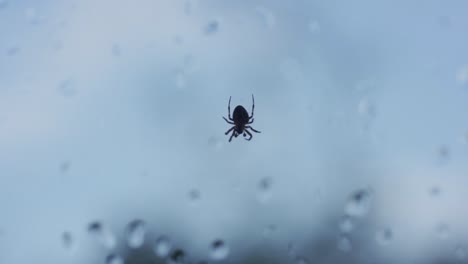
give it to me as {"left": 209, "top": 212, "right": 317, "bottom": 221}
{"left": 233, "top": 105, "right": 249, "bottom": 124}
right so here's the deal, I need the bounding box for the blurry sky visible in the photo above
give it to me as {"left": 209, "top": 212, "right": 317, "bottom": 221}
{"left": 1, "top": 0, "right": 468, "bottom": 263}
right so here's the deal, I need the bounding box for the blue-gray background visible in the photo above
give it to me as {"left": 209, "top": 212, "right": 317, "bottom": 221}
{"left": 1, "top": 0, "right": 468, "bottom": 263}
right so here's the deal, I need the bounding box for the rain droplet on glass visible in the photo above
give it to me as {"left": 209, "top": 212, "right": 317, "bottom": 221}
{"left": 58, "top": 79, "right": 76, "bottom": 97}
{"left": 345, "top": 189, "right": 372, "bottom": 217}
{"left": 87, "top": 221, "right": 116, "bottom": 249}
{"left": 357, "top": 98, "right": 376, "bottom": 118}
{"left": 308, "top": 20, "right": 321, "bottom": 34}
{"left": 6, "top": 45, "right": 20, "bottom": 56}
{"left": 262, "top": 224, "right": 277, "bottom": 238}
{"left": 106, "top": 254, "right": 124, "bottom": 264}
{"left": 112, "top": 44, "right": 121, "bottom": 57}
{"left": 429, "top": 186, "right": 441, "bottom": 197}
{"left": 61, "top": 231, "right": 74, "bottom": 249}
{"left": 337, "top": 235, "right": 352, "bottom": 252}
{"left": 339, "top": 215, "right": 354, "bottom": 233}
{"left": 125, "top": 219, "right": 146, "bottom": 248}
{"left": 287, "top": 241, "right": 298, "bottom": 257}
{"left": 25, "top": 7, "right": 45, "bottom": 24}
{"left": 456, "top": 65, "right": 468, "bottom": 87}
{"left": 255, "top": 7, "right": 275, "bottom": 28}
{"left": 188, "top": 189, "right": 201, "bottom": 201}
{"left": 435, "top": 222, "right": 450, "bottom": 240}
{"left": 175, "top": 71, "right": 186, "bottom": 89}
{"left": 60, "top": 161, "right": 71, "bottom": 173}
{"left": 170, "top": 249, "right": 185, "bottom": 263}
{"left": 210, "top": 239, "right": 229, "bottom": 261}
{"left": 257, "top": 177, "right": 273, "bottom": 203}
{"left": 375, "top": 227, "right": 393, "bottom": 246}
{"left": 295, "top": 256, "right": 310, "bottom": 264}
{"left": 455, "top": 245, "right": 467, "bottom": 260}
{"left": 204, "top": 20, "right": 219, "bottom": 35}
{"left": 153, "top": 235, "right": 172, "bottom": 258}
{"left": 436, "top": 145, "right": 450, "bottom": 164}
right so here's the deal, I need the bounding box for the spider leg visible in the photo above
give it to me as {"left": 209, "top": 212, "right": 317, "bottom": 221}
{"left": 249, "top": 94, "right": 255, "bottom": 119}
{"left": 244, "top": 129, "right": 253, "bottom": 141}
{"left": 223, "top": 116, "right": 235, "bottom": 124}
{"left": 246, "top": 126, "right": 261, "bottom": 133}
{"left": 227, "top": 96, "right": 234, "bottom": 121}
{"left": 247, "top": 118, "right": 254, "bottom": 124}
{"left": 229, "top": 130, "right": 236, "bottom": 142}
{"left": 225, "top": 126, "right": 235, "bottom": 135}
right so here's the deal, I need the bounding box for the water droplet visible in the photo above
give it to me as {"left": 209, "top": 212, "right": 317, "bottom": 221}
{"left": 153, "top": 235, "right": 172, "bottom": 258}
{"left": 337, "top": 235, "right": 352, "bottom": 252}
{"left": 287, "top": 242, "right": 298, "bottom": 257}
{"left": 375, "top": 227, "right": 393, "bottom": 246}
{"left": 58, "top": 79, "right": 76, "bottom": 97}
{"left": 339, "top": 215, "right": 354, "bottom": 233}
{"left": 455, "top": 245, "right": 467, "bottom": 260}
{"left": 125, "top": 219, "right": 146, "bottom": 248}
{"left": 204, "top": 20, "right": 219, "bottom": 35}
{"left": 345, "top": 189, "right": 372, "bottom": 217}
{"left": 308, "top": 20, "right": 321, "bottom": 33}
{"left": 25, "top": 7, "right": 45, "bottom": 24}
{"left": 170, "top": 249, "right": 185, "bottom": 263}
{"left": 257, "top": 177, "right": 273, "bottom": 203}
{"left": 0, "top": 0, "right": 8, "bottom": 9}
{"left": 262, "top": 224, "right": 277, "bottom": 238}
{"left": 435, "top": 222, "right": 450, "bottom": 239}
{"left": 210, "top": 239, "right": 229, "bottom": 261}
{"left": 295, "top": 256, "right": 310, "bottom": 264}
{"left": 106, "top": 254, "right": 124, "bottom": 264}
{"left": 188, "top": 189, "right": 201, "bottom": 201}
{"left": 357, "top": 98, "right": 376, "bottom": 118}
{"left": 112, "top": 44, "right": 121, "bottom": 57}
{"left": 437, "top": 16, "right": 451, "bottom": 28}
{"left": 87, "top": 221, "right": 116, "bottom": 249}
{"left": 456, "top": 65, "right": 468, "bottom": 87}
{"left": 175, "top": 71, "right": 186, "bottom": 89}
{"left": 52, "top": 40, "right": 63, "bottom": 51}
{"left": 429, "top": 186, "right": 441, "bottom": 197}
{"left": 6, "top": 45, "right": 20, "bottom": 56}
{"left": 60, "top": 161, "right": 71, "bottom": 173}
{"left": 255, "top": 7, "right": 275, "bottom": 28}
{"left": 61, "top": 231, "right": 74, "bottom": 249}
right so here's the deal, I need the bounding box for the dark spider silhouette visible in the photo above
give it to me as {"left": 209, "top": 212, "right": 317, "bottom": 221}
{"left": 223, "top": 94, "right": 261, "bottom": 142}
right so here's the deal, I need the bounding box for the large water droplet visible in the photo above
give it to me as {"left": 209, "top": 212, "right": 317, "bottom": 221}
{"left": 87, "top": 221, "right": 116, "bottom": 249}
{"left": 337, "top": 235, "right": 352, "bottom": 252}
{"left": 339, "top": 215, "right": 354, "bottom": 233}
{"left": 375, "top": 227, "right": 393, "bottom": 246}
{"left": 106, "top": 254, "right": 124, "bottom": 264}
{"left": 210, "top": 239, "right": 229, "bottom": 261}
{"left": 170, "top": 249, "right": 185, "bottom": 263}
{"left": 345, "top": 189, "right": 372, "bottom": 217}
{"left": 204, "top": 20, "right": 219, "bottom": 35}
{"left": 125, "top": 219, "right": 146, "bottom": 248}
{"left": 153, "top": 236, "right": 172, "bottom": 258}
{"left": 257, "top": 177, "right": 273, "bottom": 203}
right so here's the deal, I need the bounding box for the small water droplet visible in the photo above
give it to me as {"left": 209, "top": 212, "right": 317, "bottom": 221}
{"left": 339, "top": 215, "right": 354, "bottom": 233}
{"left": 308, "top": 20, "right": 321, "bottom": 33}
{"left": 204, "top": 20, "right": 219, "bottom": 35}
{"left": 257, "top": 177, "right": 273, "bottom": 203}
{"left": 153, "top": 235, "right": 172, "bottom": 258}
{"left": 255, "top": 7, "right": 275, "bottom": 28}
{"left": 375, "top": 227, "right": 393, "bottom": 246}
{"left": 210, "top": 239, "right": 229, "bottom": 261}
{"left": 60, "top": 161, "right": 71, "bottom": 173}
{"left": 0, "top": 0, "right": 8, "bottom": 9}
{"left": 436, "top": 145, "right": 450, "bottom": 165}
{"left": 357, "top": 98, "right": 376, "bottom": 118}
{"left": 295, "top": 256, "right": 310, "bottom": 264}
{"left": 106, "top": 254, "right": 124, "bottom": 264}
{"left": 87, "top": 221, "right": 116, "bottom": 249}
{"left": 429, "top": 186, "right": 441, "bottom": 197}
{"left": 337, "top": 235, "right": 352, "bottom": 252}
{"left": 455, "top": 245, "right": 467, "bottom": 260}
{"left": 435, "top": 222, "right": 450, "bottom": 239}
{"left": 456, "top": 65, "right": 468, "bottom": 87}
{"left": 125, "top": 219, "right": 146, "bottom": 248}
{"left": 61, "top": 231, "right": 74, "bottom": 249}
{"left": 188, "top": 189, "right": 201, "bottom": 201}
{"left": 6, "top": 45, "right": 20, "bottom": 56}
{"left": 345, "top": 189, "right": 372, "bottom": 217}
{"left": 112, "top": 44, "right": 121, "bottom": 57}
{"left": 170, "top": 249, "right": 185, "bottom": 263}
{"left": 58, "top": 79, "right": 76, "bottom": 97}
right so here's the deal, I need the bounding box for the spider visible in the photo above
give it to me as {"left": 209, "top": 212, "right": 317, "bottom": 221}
{"left": 223, "top": 94, "right": 261, "bottom": 142}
